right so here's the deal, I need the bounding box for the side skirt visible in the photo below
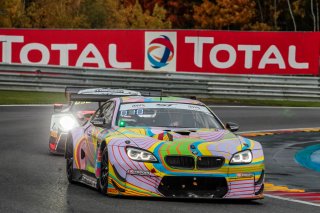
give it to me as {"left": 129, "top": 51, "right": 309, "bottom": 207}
{"left": 73, "top": 169, "right": 97, "bottom": 189}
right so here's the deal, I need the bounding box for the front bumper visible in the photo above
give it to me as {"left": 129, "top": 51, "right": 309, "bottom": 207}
{"left": 49, "top": 130, "right": 68, "bottom": 155}
{"left": 106, "top": 165, "right": 264, "bottom": 199}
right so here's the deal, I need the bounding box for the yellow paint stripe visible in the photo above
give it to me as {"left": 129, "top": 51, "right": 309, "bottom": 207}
{"left": 265, "top": 182, "right": 305, "bottom": 193}
{"left": 240, "top": 128, "right": 320, "bottom": 137}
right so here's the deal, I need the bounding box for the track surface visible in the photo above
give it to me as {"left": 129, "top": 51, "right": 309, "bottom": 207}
{"left": 0, "top": 106, "right": 319, "bottom": 212}
{"left": 212, "top": 106, "right": 320, "bottom": 131}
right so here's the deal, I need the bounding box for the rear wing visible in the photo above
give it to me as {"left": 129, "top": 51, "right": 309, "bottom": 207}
{"left": 125, "top": 88, "right": 162, "bottom": 97}
{"left": 65, "top": 86, "right": 163, "bottom": 100}
{"left": 65, "top": 87, "right": 92, "bottom": 100}
{"left": 70, "top": 94, "right": 122, "bottom": 102}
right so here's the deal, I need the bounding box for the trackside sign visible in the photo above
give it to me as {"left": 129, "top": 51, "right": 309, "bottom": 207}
{"left": 0, "top": 29, "right": 319, "bottom": 75}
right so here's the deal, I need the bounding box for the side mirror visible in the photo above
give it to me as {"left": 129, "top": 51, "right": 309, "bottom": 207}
{"left": 91, "top": 117, "right": 106, "bottom": 127}
{"left": 226, "top": 122, "right": 239, "bottom": 132}
{"left": 54, "top": 104, "right": 63, "bottom": 113}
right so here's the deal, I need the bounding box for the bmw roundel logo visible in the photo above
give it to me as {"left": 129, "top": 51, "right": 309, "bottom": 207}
{"left": 147, "top": 35, "right": 175, "bottom": 69}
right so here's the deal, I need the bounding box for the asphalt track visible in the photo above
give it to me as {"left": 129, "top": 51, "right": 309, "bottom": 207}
{"left": 0, "top": 105, "right": 319, "bottom": 213}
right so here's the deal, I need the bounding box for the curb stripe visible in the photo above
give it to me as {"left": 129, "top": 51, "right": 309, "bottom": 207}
{"left": 265, "top": 183, "right": 320, "bottom": 206}
{"left": 265, "top": 194, "right": 320, "bottom": 207}
{"left": 239, "top": 127, "right": 320, "bottom": 137}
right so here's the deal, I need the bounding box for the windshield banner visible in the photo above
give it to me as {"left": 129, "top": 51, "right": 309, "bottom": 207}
{"left": 120, "top": 103, "right": 211, "bottom": 114}
{"left": 0, "top": 29, "right": 319, "bottom": 75}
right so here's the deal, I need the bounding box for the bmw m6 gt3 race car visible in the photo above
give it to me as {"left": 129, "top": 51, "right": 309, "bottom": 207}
{"left": 49, "top": 87, "right": 141, "bottom": 154}
{"left": 65, "top": 96, "right": 265, "bottom": 199}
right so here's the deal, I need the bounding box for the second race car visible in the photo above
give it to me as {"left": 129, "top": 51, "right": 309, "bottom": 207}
{"left": 48, "top": 87, "right": 140, "bottom": 154}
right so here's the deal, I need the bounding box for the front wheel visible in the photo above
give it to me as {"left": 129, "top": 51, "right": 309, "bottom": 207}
{"left": 65, "top": 135, "right": 74, "bottom": 183}
{"left": 98, "top": 148, "right": 109, "bottom": 194}
{"left": 66, "top": 157, "right": 74, "bottom": 183}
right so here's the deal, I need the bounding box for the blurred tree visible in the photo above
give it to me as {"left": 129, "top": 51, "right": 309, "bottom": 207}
{"left": 0, "top": 0, "right": 318, "bottom": 30}
{"left": 163, "top": 0, "right": 201, "bottom": 28}
{"left": 193, "top": 0, "right": 256, "bottom": 30}
{"left": 286, "top": 0, "right": 297, "bottom": 31}
{"left": 0, "top": 0, "right": 30, "bottom": 27}
{"left": 25, "top": 0, "right": 88, "bottom": 28}
{"left": 122, "top": 0, "right": 200, "bottom": 28}
{"left": 119, "top": 0, "right": 171, "bottom": 29}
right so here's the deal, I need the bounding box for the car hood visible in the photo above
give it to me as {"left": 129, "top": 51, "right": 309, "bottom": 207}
{"left": 115, "top": 127, "right": 256, "bottom": 154}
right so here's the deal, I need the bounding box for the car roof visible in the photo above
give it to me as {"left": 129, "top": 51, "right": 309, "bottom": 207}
{"left": 116, "top": 96, "right": 205, "bottom": 105}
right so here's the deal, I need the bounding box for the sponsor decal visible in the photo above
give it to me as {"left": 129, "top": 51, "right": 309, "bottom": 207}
{"left": 127, "top": 169, "right": 151, "bottom": 176}
{"left": 145, "top": 32, "right": 177, "bottom": 71}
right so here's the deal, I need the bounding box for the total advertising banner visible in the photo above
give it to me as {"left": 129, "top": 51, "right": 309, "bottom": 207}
{"left": 0, "top": 29, "right": 319, "bottom": 75}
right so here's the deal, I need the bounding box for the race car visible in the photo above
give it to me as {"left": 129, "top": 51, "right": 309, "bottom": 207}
{"left": 49, "top": 87, "right": 141, "bottom": 154}
{"left": 65, "top": 96, "right": 265, "bottom": 199}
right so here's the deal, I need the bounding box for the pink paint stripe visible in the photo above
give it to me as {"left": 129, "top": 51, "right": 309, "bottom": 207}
{"left": 230, "top": 181, "right": 254, "bottom": 186}
{"left": 230, "top": 184, "right": 253, "bottom": 189}
{"left": 229, "top": 188, "right": 254, "bottom": 193}
{"left": 116, "top": 147, "right": 158, "bottom": 187}
{"left": 117, "top": 147, "right": 159, "bottom": 185}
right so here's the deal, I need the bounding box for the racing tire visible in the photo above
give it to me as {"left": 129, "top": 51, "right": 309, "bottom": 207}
{"left": 66, "top": 157, "right": 74, "bottom": 183}
{"left": 98, "top": 148, "right": 109, "bottom": 195}
{"left": 65, "top": 135, "right": 75, "bottom": 183}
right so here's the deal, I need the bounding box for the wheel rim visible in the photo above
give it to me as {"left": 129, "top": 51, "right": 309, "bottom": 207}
{"left": 67, "top": 158, "right": 73, "bottom": 179}
{"left": 100, "top": 152, "right": 108, "bottom": 187}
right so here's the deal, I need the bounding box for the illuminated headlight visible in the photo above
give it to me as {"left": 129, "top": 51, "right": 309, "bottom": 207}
{"left": 230, "top": 150, "right": 252, "bottom": 165}
{"left": 126, "top": 147, "right": 158, "bottom": 162}
{"left": 59, "top": 116, "right": 77, "bottom": 131}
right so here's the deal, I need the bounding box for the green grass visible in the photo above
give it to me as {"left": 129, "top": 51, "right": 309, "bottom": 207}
{"left": 0, "top": 90, "right": 319, "bottom": 107}
{"left": 0, "top": 90, "right": 66, "bottom": 104}
{"left": 200, "top": 98, "right": 320, "bottom": 107}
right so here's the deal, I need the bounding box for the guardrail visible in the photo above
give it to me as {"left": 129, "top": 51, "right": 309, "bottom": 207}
{"left": 0, "top": 63, "right": 319, "bottom": 102}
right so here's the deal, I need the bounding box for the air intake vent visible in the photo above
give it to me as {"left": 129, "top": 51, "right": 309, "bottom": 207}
{"left": 197, "top": 157, "right": 225, "bottom": 169}
{"left": 165, "top": 156, "right": 195, "bottom": 169}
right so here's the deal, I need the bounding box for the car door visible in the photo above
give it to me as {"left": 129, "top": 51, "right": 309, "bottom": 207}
{"left": 85, "top": 101, "right": 115, "bottom": 172}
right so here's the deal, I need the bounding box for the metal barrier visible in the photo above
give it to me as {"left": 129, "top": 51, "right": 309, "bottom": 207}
{"left": 0, "top": 63, "right": 319, "bottom": 101}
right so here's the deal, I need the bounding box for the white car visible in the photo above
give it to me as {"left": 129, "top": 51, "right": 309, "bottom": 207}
{"left": 49, "top": 87, "right": 141, "bottom": 154}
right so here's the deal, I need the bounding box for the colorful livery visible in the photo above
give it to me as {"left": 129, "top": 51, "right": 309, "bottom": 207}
{"left": 66, "top": 96, "right": 265, "bottom": 199}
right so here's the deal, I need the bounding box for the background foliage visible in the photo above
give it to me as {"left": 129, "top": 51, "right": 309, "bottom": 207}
{"left": 0, "top": 0, "right": 319, "bottom": 31}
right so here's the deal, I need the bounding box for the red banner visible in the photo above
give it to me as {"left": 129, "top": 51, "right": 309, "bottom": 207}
{"left": 0, "top": 29, "right": 319, "bottom": 75}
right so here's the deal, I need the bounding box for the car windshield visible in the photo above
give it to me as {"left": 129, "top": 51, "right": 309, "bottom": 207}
{"left": 117, "top": 102, "right": 222, "bottom": 129}
{"left": 70, "top": 102, "right": 100, "bottom": 125}
{"left": 71, "top": 102, "right": 99, "bottom": 112}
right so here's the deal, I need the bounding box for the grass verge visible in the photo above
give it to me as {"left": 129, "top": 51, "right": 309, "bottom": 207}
{"left": 0, "top": 90, "right": 66, "bottom": 104}
{"left": 0, "top": 90, "right": 319, "bottom": 107}
{"left": 200, "top": 98, "right": 320, "bottom": 107}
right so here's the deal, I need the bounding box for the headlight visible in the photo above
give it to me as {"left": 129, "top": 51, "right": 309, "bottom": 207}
{"left": 59, "top": 115, "right": 77, "bottom": 131}
{"left": 230, "top": 150, "right": 252, "bottom": 164}
{"left": 126, "top": 147, "right": 158, "bottom": 162}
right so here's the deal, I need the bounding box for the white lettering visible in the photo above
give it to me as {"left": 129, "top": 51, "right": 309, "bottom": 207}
{"left": 0, "top": 35, "right": 24, "bottom": 63}
{"left": 185, "top": 36, "right": 214, "bottom": 68}
{"left": 258, "top": 45, "right": 285, "bottom": 69}
{"left": 238, "top": 45, "right": 261, "bottom": 69}
{"left": 76, "top": 43, "right": 105, "bottom": 68}
{"left": 20, "top": 43, "right": 50, "bottom": 64}
{"left": 288, "top": 45, "right": 309, "bottom": 69}
{"left": 51, "top": 44, "right": 77, "bottom": 66}
{"left": 210, "top": 44, "right": 236, "bottom": 69}
{"left": 109, "top": 44, "right": 131, "bottom": 69}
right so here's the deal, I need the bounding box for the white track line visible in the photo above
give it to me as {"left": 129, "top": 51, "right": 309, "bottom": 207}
{"left": 209, "top": 105, "right": 320, "bottom": 109}
{"left": 265, "top": 194, "right": 320, "bottom": 207}
{"left": 0, "top": 104, "right": 52, "bottom": 107}
{"left": 238, "top": 127, "right": 320, "bottom": 134}
{"left": 1, "top": 104, "right": 319, "bottom": 109}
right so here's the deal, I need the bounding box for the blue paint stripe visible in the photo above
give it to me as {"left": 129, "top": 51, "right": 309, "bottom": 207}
{"left": 295, "top": 144, "right": 320, "bottom": 172}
